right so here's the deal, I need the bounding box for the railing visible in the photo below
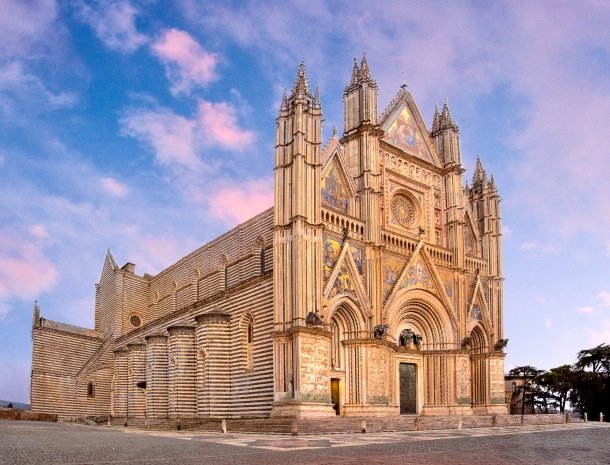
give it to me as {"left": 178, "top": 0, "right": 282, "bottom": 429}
{"left": 321, "top": 208, "right": 365, "bottom": 240}
{"left": 465, "top": 256, "right": 488, "bottom": 273}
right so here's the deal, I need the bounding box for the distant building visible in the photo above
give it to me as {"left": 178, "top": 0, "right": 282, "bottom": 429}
{"left": 505, "top": 375, "right": 535, "bottom": 415}
{"left": 31, "top": 56, "right": 506, "bottom": 420}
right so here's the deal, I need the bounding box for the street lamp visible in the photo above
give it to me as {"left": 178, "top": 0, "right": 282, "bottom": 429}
{"left": 520, "top": 371, "right": 527, "bottom": 423}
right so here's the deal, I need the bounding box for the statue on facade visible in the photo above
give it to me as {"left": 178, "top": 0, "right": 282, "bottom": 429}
{"left": 373, "top": 324, "right": 389, "bottom": 339}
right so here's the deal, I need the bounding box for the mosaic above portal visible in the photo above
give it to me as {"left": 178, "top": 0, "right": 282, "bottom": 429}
{"left": 469, "top": 304, "right": 483, "bottom": 321}
{"left": 329, "top": 263, "right": 357, "bottom": 300}
{"left": 402, "top": 258, "right": 435, "bottom": 292}
{"left": 323, "top": 235, "right": 342, "bottom": 281}
{"left": 321, "top": 163, "right": 349, "bottom": 213}
{"left": 383, "top": 254, "right": 406, "bottom": 300}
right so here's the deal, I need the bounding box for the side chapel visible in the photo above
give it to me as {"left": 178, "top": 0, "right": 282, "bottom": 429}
{"left": 31, "top": 56, "right": 507, "bottom": 420}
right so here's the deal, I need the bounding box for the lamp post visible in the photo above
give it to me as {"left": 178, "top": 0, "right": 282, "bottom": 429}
{"left": 520, "top": 371, "right": 527, "bottom": 424}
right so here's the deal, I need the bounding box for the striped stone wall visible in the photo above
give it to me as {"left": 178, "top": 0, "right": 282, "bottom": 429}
{"left": 168, "top": 326, "right": 196, "bottom": 418}
{"left": 145, "top": 335, "right": 168, "bottom": 418}
{"left": 127, "top": 343, "right": 146, "bottom": 417}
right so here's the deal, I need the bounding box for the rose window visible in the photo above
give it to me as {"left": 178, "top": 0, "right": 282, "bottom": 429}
{"left": 391, "top": 194, "right": 416, "bottom": 227}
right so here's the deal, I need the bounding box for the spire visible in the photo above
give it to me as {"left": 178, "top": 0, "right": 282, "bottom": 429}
{"left": 360, "top": 51, "right": 371, "bottom": 81}
{"left": 291, "top": 61, "right": 312, "bottom": 99}
{"left": 472, "top": 156, "right": 487, "bottom": 185}
{"left": 32, "top": 300, "right": 40, "bottom": 330}
{"left": 489, "top": 174, "right": 497, "bottom": 192}
{"left": 350, "top": 57, "right": 360, "bottom": 86}
{"left": 280, "top": 89, "right": 288, "bottom": 112}
{"left": 432, "top": 104, "right": 440, "bottom": 133}
{"left": 332, "top": 123, "right": 338, "bottom": 138}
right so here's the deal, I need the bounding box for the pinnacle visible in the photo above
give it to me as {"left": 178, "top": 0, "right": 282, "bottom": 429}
{"left": 432, "top": 104, "right": 440, "bottom": 132}
{"left": 472, "top": 156, "right": 487, "bottom": 185}
{"left": 332, "top": 124, "right": 338, "bottom": 138}
{"left": 350, "top": 57, "right": 360, "bottom": 86}
{"left": 291, "top": 60, "right": 312, "bottom": 98}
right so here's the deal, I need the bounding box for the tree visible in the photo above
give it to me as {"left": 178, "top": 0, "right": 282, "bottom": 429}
{"left": 537, "top": 365, "right": 577, "bottom": 415}
{"left": 508, "top": 365, "right": 544, "bottom": 414}
{"left": 575, "top": 344, "right": 610, "bottom": 374}
{"left": 571, "top": 344, "right": 610, "bottom": 421}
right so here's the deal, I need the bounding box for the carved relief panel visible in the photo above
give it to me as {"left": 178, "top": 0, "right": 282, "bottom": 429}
{"left": 367, "top": 346, "right": 391, "bottom": 404}
{"left": 300, "top": 336, "right": 331, "bottom": 402}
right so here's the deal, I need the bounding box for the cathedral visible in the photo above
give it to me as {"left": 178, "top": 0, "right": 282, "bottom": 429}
{"left": 31, "top": 56, "right": 507, "bottom": 420}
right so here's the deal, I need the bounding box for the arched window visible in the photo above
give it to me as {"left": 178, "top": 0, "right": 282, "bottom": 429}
{"left": 219, "top": 255, "right": 228, "bottom": 291}
{"left": 254, "top": 237, "right": 265, "bottom": 275}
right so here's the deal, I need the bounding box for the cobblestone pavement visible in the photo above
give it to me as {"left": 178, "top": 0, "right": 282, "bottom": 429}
{"left": 2, "top": 420, "right": 610, "bottom": 464}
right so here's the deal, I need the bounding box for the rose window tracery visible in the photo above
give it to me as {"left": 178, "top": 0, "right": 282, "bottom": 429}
{"left": 391, "top": 194, "right": 416, "bottom": 227}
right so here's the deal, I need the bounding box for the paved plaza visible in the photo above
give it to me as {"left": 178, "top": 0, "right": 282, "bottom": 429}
{"left": 2, "top": 420, "right": 610, "bottom": 464}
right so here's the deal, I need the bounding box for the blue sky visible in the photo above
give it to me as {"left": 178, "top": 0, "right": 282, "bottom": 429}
{"left": 1, "top": 0, "right": 609, "bottom": 403}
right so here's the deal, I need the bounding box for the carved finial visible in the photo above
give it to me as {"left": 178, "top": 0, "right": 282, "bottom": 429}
{"left": 291, "top": 60, "right": 311, "bottom": 98}
{"left": 401, "top": 71, "right": 408, "bottom": 89}
{"left": 489, "top": 174, "right": 496, "bottom": 191}
{"left": 332, "top": 124, "right": 338, "bottom": 138}
{"left": 360, "top": 51, "right": 370, "bottom": 79}
{"left": 473, "top": 156, "right": 487, "bottom": 185}
{"left": 280, "top": 89, "right": 288, "bottom": 112}
{"left": 313, "top": 85, "right": 320, "bottom": 107}
{"left": 432, "top": 104, "right": 440, "bottom": 132}
{"left": 350, "top": 57, "right": 360, "bottom": 86}
{"left": 32, "top": 300, "right": 40, "bottom": 330}
{"left": 342, "top": 227, "right": 349, "bottom": 244}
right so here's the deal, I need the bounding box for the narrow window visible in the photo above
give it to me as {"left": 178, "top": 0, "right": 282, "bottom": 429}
{"left": 87, "top": 382, "right": 95, "bottom": 397}
{"left": 246, "top": 319, "right": 254, "bottom": 371}
{"left": 260, "top": 247, "right": 266, "bottom": 274}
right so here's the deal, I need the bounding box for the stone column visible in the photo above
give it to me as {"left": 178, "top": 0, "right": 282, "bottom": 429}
{"left": 145, "top": 334, "right": 168, "bottom": 418}
{"left": 127, "top": 343, "right": 146, "bottom": 418}
{"left": 112, "top": 347, "right": 129, "bottom": 418}
{"left": 168, "top": 326, "right": 196, "bottom": 418}
{"left": 195, "top": 312, "right": 230, "bottom": 418}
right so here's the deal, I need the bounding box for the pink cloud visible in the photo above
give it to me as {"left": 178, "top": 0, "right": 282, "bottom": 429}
{"left": 120, "top": 106, "right": 201, "bottom": 169}
{"left": 0, "top": 227, "right": 59, "bottom": 317}
{"left": 28, "top": 224, "right": 49, "bottom": 239}
{"left": 75, "top": 0, "right": 147, "bottom": 53}
{"left": 0, "top": 0, "right": 58, "bottom": 58}
{"left": 198, "top": 100, "right": 254, "bottom": 149}
{"left": 596, "top": 292, "right": 610, "bottom": 308}
{"left": 151, "top": 28, "right": 218, "bottom": 95}
{"left": 100, "top": 176, "right": 128, "bottom": 198}
{"left": 207, "top": 178, "right": 273, "bottom": 225}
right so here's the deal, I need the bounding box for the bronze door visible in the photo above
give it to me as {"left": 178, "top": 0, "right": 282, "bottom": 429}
{"left": 399, "top": 363, "right": 417, "bottom": 414}
{"left": 331, "top": 378, "right": 340, "bottom": 415}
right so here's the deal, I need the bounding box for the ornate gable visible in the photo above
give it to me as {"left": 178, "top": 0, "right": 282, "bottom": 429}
{"left": 379, "top": 87, "right": 441, "bottom": 166}
{"left": 323, "top": 240, "right": 370, "bottom": 311}
{"left": 321, "top": 146, "right": 356, "bottom": 215}
{"left": 466, "top": 273, "right": 492, "bottom": 332}
{"left": 383, "top": 242, "right": 455, "bottom": 318}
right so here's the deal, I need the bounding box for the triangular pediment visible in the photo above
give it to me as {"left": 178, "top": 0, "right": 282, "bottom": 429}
{"left": 321, "top": 146, "right": 356, "bottom": 215}
{"left": 383, "top": 242, "right": 455, "bottom": 318}
{"left": 323, "top": 241, "right": 369, "bottom": 311}
{"left": 466, "top": 275, "right": 492, "bottom": 331}
{"left": 379, "top": 88, "right": 441, "bottom": 166}
{"left": 463, "top": 204, "right": 482, "bottom": 257}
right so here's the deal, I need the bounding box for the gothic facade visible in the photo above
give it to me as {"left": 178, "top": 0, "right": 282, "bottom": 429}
{"left": 31, "top": 57, "right": 506, "bottom": 420}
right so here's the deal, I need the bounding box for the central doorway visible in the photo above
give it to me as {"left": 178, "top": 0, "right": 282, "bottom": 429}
{"left": 399, "top": 363, "right": 417, "bottom": 414}
{"left": 331, "top": 378, "right": 340, "bottom": 415}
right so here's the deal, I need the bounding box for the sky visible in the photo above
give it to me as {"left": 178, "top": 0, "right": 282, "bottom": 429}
{"left": 1, "top": 0, "right": 609, "bottom": 404}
